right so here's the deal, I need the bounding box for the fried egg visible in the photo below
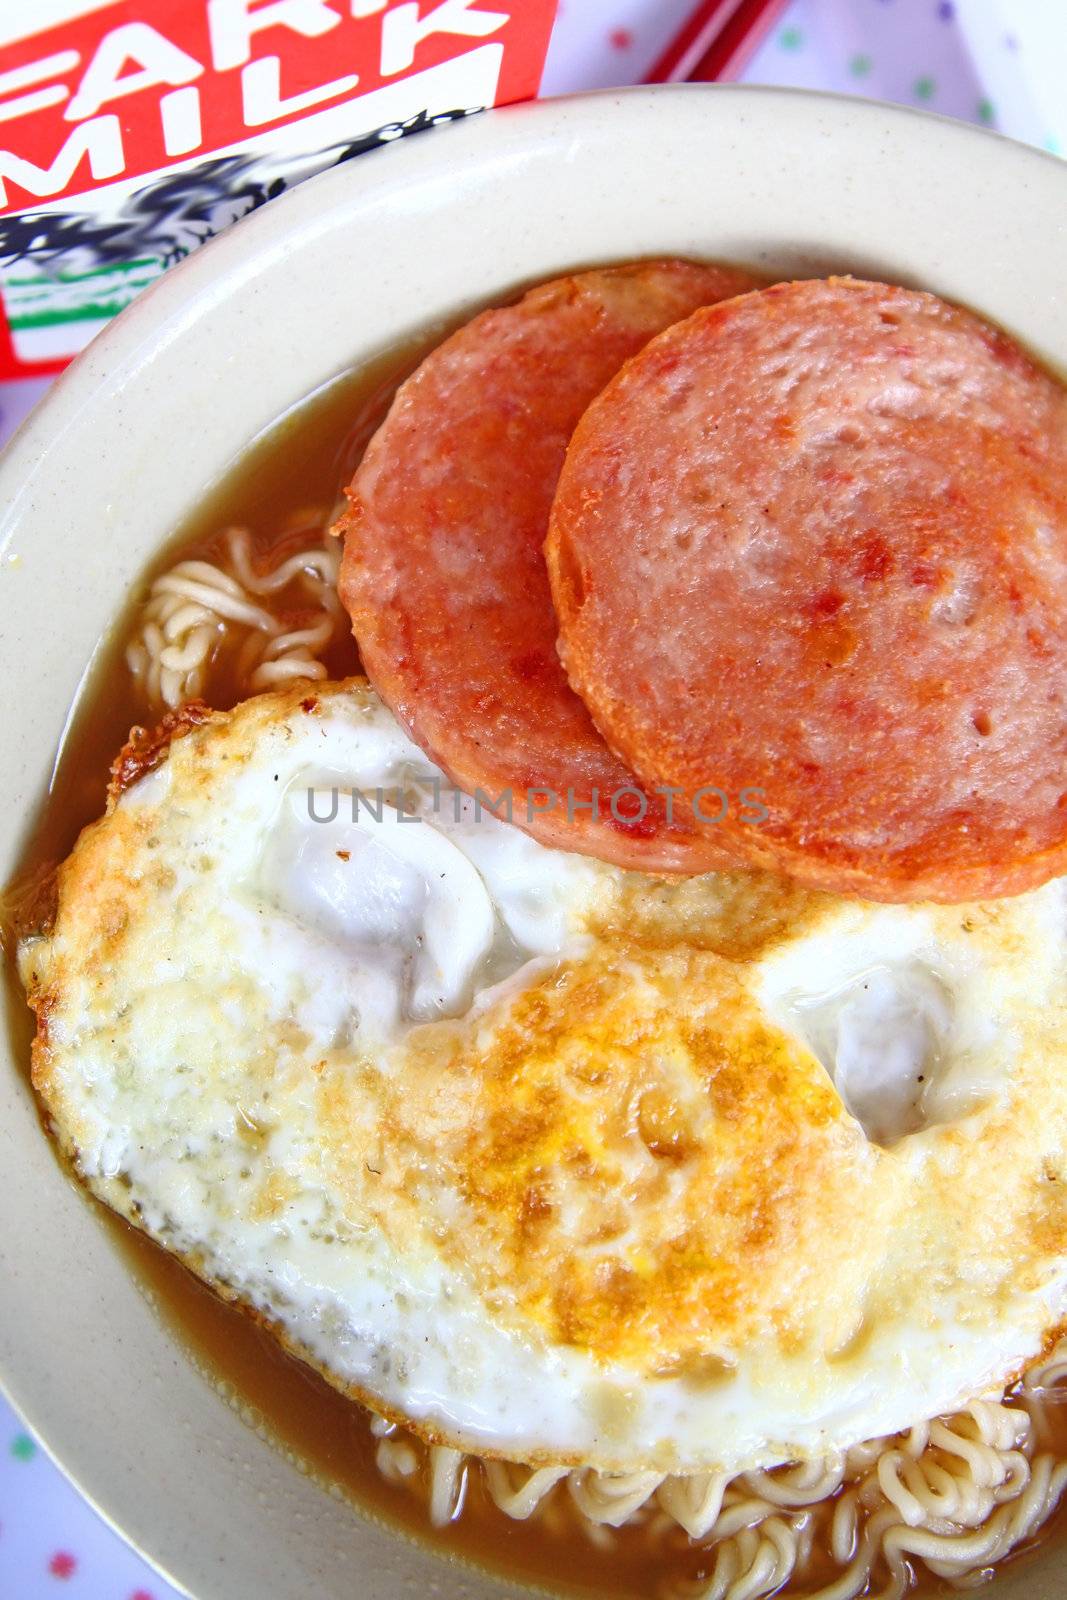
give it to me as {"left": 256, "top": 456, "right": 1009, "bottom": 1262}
{"left": 22, "top": 680, "right": 1067, "bottom": 1474}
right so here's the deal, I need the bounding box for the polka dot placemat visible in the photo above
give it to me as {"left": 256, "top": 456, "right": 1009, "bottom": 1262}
{"left": 0, "top": 1417, "right": 183, "bottom": 1597}
{"left": 739, "top": 0, "right": 1063, "bottom": 151}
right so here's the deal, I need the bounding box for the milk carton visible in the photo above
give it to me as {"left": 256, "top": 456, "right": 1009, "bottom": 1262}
{"left": 0, "top": 0, "right": 558, "bottom": 376}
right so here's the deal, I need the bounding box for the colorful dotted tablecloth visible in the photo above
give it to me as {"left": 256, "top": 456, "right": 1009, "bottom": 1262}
{"left": 2, "top": 1, "right": 1064, "bottom": 1594}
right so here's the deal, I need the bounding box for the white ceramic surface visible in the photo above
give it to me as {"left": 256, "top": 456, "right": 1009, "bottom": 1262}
{"left": 0, "top": 86, "right": 1065, "bottom": 1600}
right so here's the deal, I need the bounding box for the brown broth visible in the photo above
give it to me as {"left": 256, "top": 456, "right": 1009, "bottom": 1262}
{"left": 5, "top": 336, "right": 1067, "bottom": 1600}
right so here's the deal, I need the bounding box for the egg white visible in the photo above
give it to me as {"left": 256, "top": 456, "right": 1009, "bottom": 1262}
{"left": 23, "top": 680, "right": 1067, "bottom": 1473}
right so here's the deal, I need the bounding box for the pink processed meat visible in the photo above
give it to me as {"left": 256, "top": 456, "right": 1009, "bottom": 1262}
{"left": 338, "top": 259, "right": 760, "bottom": 870}
{"left": 546, "top": 276, "right": 1067, "bottom": 903}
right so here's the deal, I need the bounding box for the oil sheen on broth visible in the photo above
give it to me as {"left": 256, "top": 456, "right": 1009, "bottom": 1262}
{"left": 5, "top": 345, "right": 1067, "bottom": 1600}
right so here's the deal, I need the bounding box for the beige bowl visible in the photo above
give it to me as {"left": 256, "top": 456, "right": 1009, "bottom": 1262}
{"left": 1, "top": 85, "right": 1065, "bottom": 1600}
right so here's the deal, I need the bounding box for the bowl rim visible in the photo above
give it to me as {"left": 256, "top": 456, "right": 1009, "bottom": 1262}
{"left": 4, "top": 77, "right": 1065, "bottom": 498}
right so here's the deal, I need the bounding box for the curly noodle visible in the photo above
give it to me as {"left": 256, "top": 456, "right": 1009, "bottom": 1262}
{"left": 372, "top": 1343, "right": 1067, "bottom": 1599}
{"left": 126, "top": 519, "right": 343, "bottom": 709}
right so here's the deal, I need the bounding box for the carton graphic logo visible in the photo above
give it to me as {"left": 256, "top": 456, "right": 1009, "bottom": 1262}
{"left": 0, "top": 0, "right": 557, "bottom": 374}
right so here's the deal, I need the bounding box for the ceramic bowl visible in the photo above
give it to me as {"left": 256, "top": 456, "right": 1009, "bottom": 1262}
{"left": 1, "top": 86, "right": 1065, "bottom": 1600}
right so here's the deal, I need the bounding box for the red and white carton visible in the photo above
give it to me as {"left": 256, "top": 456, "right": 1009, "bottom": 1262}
{"left": 0, "top": 0, "right": 558, "bottom": 378}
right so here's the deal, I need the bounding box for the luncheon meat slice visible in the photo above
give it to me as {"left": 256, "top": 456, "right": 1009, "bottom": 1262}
{"left": 338, "top": 259, "right": 760, "bottom": 870}
{"left": 546, "top": 277, "right": 1067, "bottom": 903}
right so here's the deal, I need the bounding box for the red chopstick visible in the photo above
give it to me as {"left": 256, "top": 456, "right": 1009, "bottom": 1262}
{"left": 646, "top": 0, "right": 791, "bottom": 84}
